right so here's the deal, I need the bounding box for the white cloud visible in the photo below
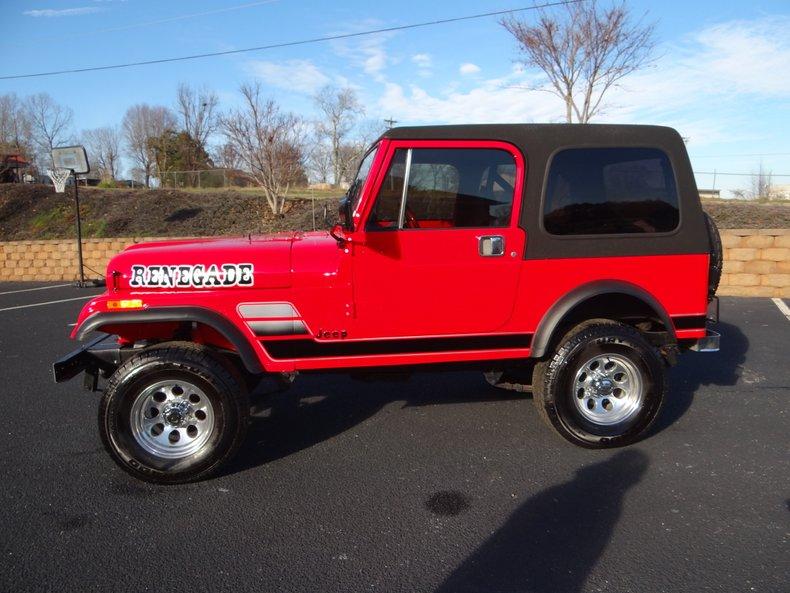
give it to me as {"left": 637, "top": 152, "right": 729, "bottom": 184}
{"left": 330, "top": 25, "right": 395, "bottom": 82}
{"left": 246, "top": 59, "right": 331, "bottom": 95}
{"left": 411, "top": 53, "right": 432, "bottom": 78}
{"left": 378, "top": 69, "right": 561, "bottom": 125}
{"left": 412, "top": 54, "right": 431, "bottom": 68}
{"left": 608, "top": 16, "right": 790, "bottom": 119}
{"left": 24, "top": 6, "right": 102, "bottom": 17}
{"left": 459, "top": 63, "right": 481, "bottom": 75}
{"left": 376, "top": 15, "right": 790, "bottom": 146}
{"left": 359, "top": 37, "right": 391, "bottom": 79}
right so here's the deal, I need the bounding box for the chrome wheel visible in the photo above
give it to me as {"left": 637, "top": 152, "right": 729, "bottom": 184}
{"left": 572, "top": 354, "right": 643, "bottom": 426}
{"left": 130, "top": 380, "right": 215, "bottom": 459}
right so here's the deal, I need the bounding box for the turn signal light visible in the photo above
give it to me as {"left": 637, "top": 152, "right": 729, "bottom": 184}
{"left": 107, "top": 299, "right": 144, "bottom": 310}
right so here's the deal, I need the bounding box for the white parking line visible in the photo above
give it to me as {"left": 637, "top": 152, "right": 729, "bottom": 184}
{"left": 0, "top": 283, "right": 72, "bottom": 296}
{"left": 772, "top": 298, "right": 790, "bottom": 322}
{"left": 0, "top": 295, "right": 98, "bottom": 313}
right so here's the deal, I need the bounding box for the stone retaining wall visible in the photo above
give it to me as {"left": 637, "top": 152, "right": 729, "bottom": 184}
{"left": 0, "top": 237, "right": 184, "bottom": 283}
{"left": 719, "top": 229, "right": 789, "bottom": 297}
{"left": 0, "top": 231, "right": 788, "bottom": 297}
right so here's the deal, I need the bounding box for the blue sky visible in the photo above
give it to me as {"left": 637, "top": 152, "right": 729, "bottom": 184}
{"left": 2, "top": 0, "right": 789, "bottom": 194}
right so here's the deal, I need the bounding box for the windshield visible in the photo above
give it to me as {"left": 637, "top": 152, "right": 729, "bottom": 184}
{"left": 350, "top": 145, "right": 378, "bottom": 211}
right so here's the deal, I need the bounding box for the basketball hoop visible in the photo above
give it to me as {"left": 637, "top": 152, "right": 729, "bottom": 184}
{"left": 47, "top": 168, "right": 72, "bottom": 193}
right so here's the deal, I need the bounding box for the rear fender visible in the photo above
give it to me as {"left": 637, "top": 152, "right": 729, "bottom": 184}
{"left": 531, "top": 281, "right": 675, "bottom": 358}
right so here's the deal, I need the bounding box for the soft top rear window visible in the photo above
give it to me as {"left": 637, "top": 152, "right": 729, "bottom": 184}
{"left": 544, "top": 147, "right": 680, "bottom": 236}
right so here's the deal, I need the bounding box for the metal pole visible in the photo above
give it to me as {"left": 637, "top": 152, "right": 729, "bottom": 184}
{"left": 72, "top": 169, "right": 86, "bottom": 285}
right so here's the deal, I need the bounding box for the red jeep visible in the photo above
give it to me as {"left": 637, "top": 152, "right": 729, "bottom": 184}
{"left": 54, "top": 124, "right": 722, "bottom": 483}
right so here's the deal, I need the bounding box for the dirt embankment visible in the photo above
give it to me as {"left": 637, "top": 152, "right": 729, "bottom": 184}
{"left": 0, "top": 184, "right": 787, "bottom": 241}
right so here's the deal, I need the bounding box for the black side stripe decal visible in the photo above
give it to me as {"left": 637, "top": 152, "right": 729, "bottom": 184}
{"left": 672, "top": 315, "right": 707, "bottom": 329}
{"left": 248, "top": 320, "right": 308, "bottom": 336}
{"left": 262, "top": 334, "right": 533, "bottom": 360}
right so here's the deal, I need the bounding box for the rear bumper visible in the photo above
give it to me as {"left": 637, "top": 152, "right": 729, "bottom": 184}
{"left": 689, "top": 297, "right": 721, "bottom": 352}
{"left": 689, "top": 329, "right": 720, "bottom": 352}
{"left": 683, "top": 298, "right": 720, "bottom": 353}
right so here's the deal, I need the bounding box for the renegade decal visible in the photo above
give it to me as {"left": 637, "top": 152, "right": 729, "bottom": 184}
{"left": 129, "top": 264, "right": 254, "bottom": 288}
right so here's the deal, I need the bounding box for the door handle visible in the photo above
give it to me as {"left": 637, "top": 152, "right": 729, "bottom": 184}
{"left": 478, "top": 235, "right": 505, "bottom": 257}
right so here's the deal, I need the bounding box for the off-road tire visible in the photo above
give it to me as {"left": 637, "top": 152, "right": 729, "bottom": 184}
{"left": 99, "top": 342, "right": 249, "bottom": 484}
{"left": 533, "top": 320, "right": 665, "bottom": 448}
{"left": 705, "top": 212, "right": 723, "bottom": 300}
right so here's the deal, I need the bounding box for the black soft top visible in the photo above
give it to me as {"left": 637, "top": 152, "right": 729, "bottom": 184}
{"left": 383, "top": 123, "right": 680, "bottom": 145}
{"left": 379, "top": 123, "right": 707, "bottom": 259}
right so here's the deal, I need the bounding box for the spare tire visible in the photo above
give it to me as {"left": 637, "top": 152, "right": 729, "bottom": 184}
{"left": 704, "top": 212, "right": 722, "bottom": 300}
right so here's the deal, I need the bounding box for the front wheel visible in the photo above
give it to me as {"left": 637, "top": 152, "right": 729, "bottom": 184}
{"left": 99, "top": 343, "right": 249, "bottom": 484}
{"left": 532, "top": 321, "right": 666, "bottom": 448}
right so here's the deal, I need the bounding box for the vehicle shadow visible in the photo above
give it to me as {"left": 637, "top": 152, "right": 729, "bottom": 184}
{"left": 651, "top": 320, "right": 748, "bottom": 435}
{"left": 222, "top": 320, "right": 747, "bottom": 478}
{"left": 434, "top": 449, "right": 649, "bottom": 593}
{"left": 221, "top": 372, "right": 525, "bottom": 477}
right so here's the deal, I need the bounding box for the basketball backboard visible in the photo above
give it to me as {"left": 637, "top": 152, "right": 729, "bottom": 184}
{"left": 52, "top": 145, "right": 90, "bottom": 174}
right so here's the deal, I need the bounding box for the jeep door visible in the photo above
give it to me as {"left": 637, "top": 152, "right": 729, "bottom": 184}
{"left": 351, "top": 140, "right": 526, "bottom": 339}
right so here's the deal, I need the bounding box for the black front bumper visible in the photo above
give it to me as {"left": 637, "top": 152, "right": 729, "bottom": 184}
{"left": 52, "top": 334, "right": 130, "bottom": 387}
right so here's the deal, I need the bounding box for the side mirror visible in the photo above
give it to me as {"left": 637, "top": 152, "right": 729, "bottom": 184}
{"left": 329, "top": 195, "right": 356, "bottom": 246}
{"left": 329, "top": 223, "right": 346, "bottom": 246}
{"left": 337, "top": 196, "right": 353, "bottom": 231}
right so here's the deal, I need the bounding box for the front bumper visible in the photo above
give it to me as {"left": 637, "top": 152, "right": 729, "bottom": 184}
{"left": 52, "top": 334, "right": 131, "bottom": 388}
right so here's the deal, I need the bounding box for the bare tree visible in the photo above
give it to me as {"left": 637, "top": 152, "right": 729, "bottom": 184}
{"left": 122, "top": 104, "right": 177, "bottom": 187}
{"left": 25, "top": 93, "right": 73, "bottom": 167}
{"left": 212, "top": 142, "right": 242, "bottom": 171}
{"left": 502, "top": 0, "right": 656, "bottom": 123}
{"left": 220, "top": 83, "right": 306, "bottom": 214}
{"left": 335, "top": 119, "right": 386, "bottom": 185}
{"left": 314, "top": 86, "right": 363, "bottom": 185}
{"left": 307, "top": 117, "right": 384, "bottom": 186}
{"left": 306, "top": 141, "right": 333, "bottom": 185}
{"left": 0, "top": 94, "right": 33, "bottom": 154}
{"left": 751, "top": 164, "right": 774, "bottom": 200}
{"left": 176, "top": 83, "right": 219, "bottom": 152}
{"left": 0, "top": 94, "right": 34, "bottom": 182}
{"left": 82, "top": 126, "right": 122, "bottom": 181}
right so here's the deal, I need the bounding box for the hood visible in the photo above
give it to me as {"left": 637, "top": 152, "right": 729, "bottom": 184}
{"left": 108, "top": 233, "right": 297, "bottom": 291}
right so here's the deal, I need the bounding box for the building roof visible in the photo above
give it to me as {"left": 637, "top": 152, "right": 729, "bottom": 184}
{"left": 1, "top": 154, "right": 29, "bottom": 167}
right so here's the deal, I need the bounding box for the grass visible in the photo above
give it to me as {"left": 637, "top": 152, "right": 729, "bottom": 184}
{"left": 83, "top": 218, "right": 108, "bottom": 238}
{"left": 29, "top": 206, "right": 71, "bottom": 239}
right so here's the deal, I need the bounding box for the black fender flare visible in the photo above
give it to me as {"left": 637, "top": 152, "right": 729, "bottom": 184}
{"left": 76, "top": 307, "right": 263, "bottom": 374}
{"left": 530, "top": 281, "right": 675, "bottom": 358}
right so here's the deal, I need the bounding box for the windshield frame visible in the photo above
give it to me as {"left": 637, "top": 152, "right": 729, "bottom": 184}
{"left": 349, "top": 143, "right": 379, "bottom": 213}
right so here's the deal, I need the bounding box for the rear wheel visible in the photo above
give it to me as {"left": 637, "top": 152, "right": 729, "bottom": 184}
{"left": 533, "top": 321, "right": 665, "bottom": 448}
{"left": 99, "top": 342, "right": 249, "bottom": 484}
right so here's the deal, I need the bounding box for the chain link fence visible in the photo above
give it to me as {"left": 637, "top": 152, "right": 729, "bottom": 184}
{"left": 158, "top": 169, "right": 256, "bottom": 189}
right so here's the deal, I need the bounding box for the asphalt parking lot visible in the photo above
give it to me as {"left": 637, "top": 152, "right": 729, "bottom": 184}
{"left": 0, "top": 283, "right": 787, "bottom": 593}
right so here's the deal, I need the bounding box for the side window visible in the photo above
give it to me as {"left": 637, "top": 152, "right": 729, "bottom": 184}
{"left": 405, "top": 161, "right": 459, "bottom": 226}
{"left": 367, "top": 150, "right": 407, "bottom": 229}
{"left": 367, "top": 147, "right": 516, "bottom": 230}
{"left": 544, "top": 148, "right": 680, "bottom": 235}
